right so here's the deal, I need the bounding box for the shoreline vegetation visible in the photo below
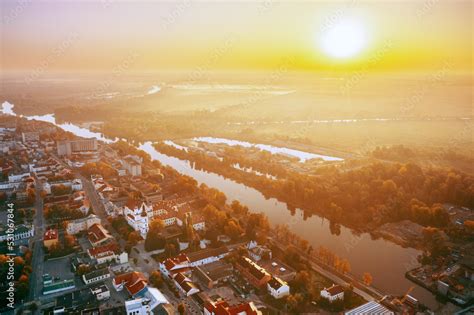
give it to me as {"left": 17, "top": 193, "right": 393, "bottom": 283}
{"left": 151, "top": 141, "right": 473, "bottom": 249}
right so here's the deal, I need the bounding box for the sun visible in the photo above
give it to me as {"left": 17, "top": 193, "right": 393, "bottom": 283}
{"left": 319, "top": 19, "right": 368, "bottom": 59}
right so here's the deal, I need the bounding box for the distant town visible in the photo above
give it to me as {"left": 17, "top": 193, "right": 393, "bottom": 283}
{"left": 0, "top": 113, "right": 472, "bottom": 315}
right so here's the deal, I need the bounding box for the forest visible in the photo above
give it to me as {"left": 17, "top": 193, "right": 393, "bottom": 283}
{"left": 153, "top": 142, "right": 474, "bottom": 232}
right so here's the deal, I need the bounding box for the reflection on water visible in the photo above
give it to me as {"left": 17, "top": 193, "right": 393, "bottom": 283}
{"left": 139, "top": 142, "right": 441, "bottom": 309}
{"left": 1, "top": 101, "right": 440, "bottom": 309}
{"left": 193, "top": 136, "right": 343, "bottom": 162}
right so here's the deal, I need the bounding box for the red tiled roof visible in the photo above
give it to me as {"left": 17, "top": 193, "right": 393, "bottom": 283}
{"left": 205, "top": 300, "right": 260, "bottom": 315}
{"left": 125, "top": 198, "right": 140, "bottom": 209}
{"left": 88, "top": 242, "right": 119, "bottom": 258}
{"left": 163, "top": 253, "right": 190, "bottom": 271}
{"left": 325, "top": 284, "right": 345, "bottom": 296}
{"left": 113, "top": 271, "right": 147, "bottom": 296}
{"left": 88, "top": 223, "right": 111, "bottom": 244}
{"left": 43, "top": 229, "right": 58, "bottom": 241}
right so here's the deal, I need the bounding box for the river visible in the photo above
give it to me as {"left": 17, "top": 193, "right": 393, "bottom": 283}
{"left": 1, "top": 101, "right": 440, "bottom": 309}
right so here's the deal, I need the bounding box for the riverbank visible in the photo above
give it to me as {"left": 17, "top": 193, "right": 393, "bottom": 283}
{"left": 0, "top": 104, "right": 444, "bottom": 309}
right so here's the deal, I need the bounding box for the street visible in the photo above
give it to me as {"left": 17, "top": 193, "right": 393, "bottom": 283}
{"left": 28, "top": 178, "right": 45, "bottom": 304}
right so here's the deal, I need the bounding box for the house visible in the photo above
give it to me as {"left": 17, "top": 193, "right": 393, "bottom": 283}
{"left": 82, "top": 267, "right": 110, "bottom": 285}
{"left": 345, "top": 301, "right": 394, "bottom": 315}
{"left": 43, "top": 229, "right": 59, "bottom": 249}
{"left": 195, "top": 262, "right": 233, "bottom": 289}
{"left": 66, "top": 214, "right": 101, "bottom": 235}
{"left": 87, "top": 242, "right": 128, "bottom": 265}
{"left": 267, "top": 276, "right": 290, "bottom": 299}
{"left": 91, "top": 284, "right": 110, "bottom": 301}
{"left": 249, "top": 245, "right": 272, "bottom": 262}
{"left": 235, "top": 257, "right": 271, "bottom": 288}
{"left": 134, "top": 286, "right": 169, "bottom": 312}
{"left": 122, "top": 155, "right": 142, "bottom": 176}
{"left": 88, "top": 223, "right": 113, "bottom": 246}
{"left": 320, "top": 284, "right": 344, "bottom": 302}
{"left": 113, "top": 271, "right": 148, "bottom": 296}
{"left": 204, "top": 300, "right": 262, "bottom": 315}
{"left": 187, "top": 246, "right": 229, "bottom": 267}
{"left": 125, "top": 298, "right": 151, "bottom": 315}
{"left": 160, "top": 253, "right": 192, "bottom": 278}
{"left": 173, "top": 272, "right": 200, "bottom": 296}
{"left": 0, "top": 224, "right": 34, "bottom": 244}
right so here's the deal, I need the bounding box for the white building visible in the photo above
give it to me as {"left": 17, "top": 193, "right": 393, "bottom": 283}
{"left": 320, "top": 284, "right": 344, "bottom": 302}
{"left": 66, "top": 214, "right": 101, "bottom": 235}
{"left": 345, "top": 301, "right": 394, "bottom": 315}
{"left": 125, "top": 298, "right": 151, "bottom": 315}
{"left": 0, "top": 224, "right": 35, "bottom": 244}
{"left": 82, "top": 268, "right": 110, "bottom": 285}
{"left": 124, "top": 201, "right": 154, "bottom": 238}
{"left": 122, "top": 155, "right": 142, "bottom": 177}
{"left": 187, "top": 246, "right": 229, "bottom": 267}
{"left": 173, "top": 273, "right": 200, "bottom": 297}
{"left": 267, "top": 277, "right": 290, "bottom": 299}
{"left": 91, "top": 284, "right": 110, "bottom": 301}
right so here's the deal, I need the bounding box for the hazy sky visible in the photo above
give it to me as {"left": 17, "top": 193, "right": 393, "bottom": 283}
{"left": 1, "top": 1, "right": 472, "bottom": 72}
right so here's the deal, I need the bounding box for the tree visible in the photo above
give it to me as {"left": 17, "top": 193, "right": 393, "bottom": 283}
{"left": 362, "top": 272, "right": 373, "bottom": 286}
{"left": 177, "top": 303, "right": 186, "bottom": 315}
{"left": 286, "top": 293, "right": 304, "bottom": 312}
{"left": 164, "top": 243, "right": 177, "bottom": 258}
{"left": 224, "top": 220, "right": 244, "bottom": 240}
{"left": 127, "top": 231, "right": 141, "bottom": 246}
{"left": 149, "top": 271, "right": 163, "bottom": 288}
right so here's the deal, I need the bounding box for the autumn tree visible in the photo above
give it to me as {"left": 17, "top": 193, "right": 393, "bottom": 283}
{"left": 362, "top": 272, "right": 373, "bottom": 286}
{"left": 149, "top": 271, "right": 163, "bottom": 288}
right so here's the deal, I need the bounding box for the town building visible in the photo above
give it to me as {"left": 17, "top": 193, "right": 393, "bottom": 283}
{"left": 82, "top": 267, "right": 110, "bottom": 285}
{"left": 173, "top": 272, "right": 200, "bottom": 296}
{"left": 187, "top": 246, "right": 229, "bottom": 267}
{"left": 204, "top": 300, "right": 262, "bottom": 315}
{"left": 43, "top": 228, "right": 59, "bottom": 249}
{"left": 345, "top": 301, "right": 394, "bottom": 315}
{"left": 134, "top": 287, "right": 169, "bottom": 312}
{"left": 125, "top": 298, "right": 151, "bottom": 315}
{"left": 235, "top": 257, "right": 272, "bottom": 288}
{"left": 43, "top": 279, "right": 76, "bottom": 295}
{"left": 0, "top": 224, "right": 34, "bottom": 244}
{"left": 267, "top": 276, "right": 290, "bottom": 299}
{"left": 87, "top": 223, "right": 113, "bottom": 246}
{"left": 57, "top": 139, "right": 98, "bottom": 156}
{"left": 87, "top": 242, "right": 128, "bottom": 265}
{"left": 320, "top": 284, "right": 345, "bottom": 302}
{"left": 91, "top": 284, "right": 110, "bottom": 301}
{"left": 113, "top": 271, "right": 148, "bottom": 296}
{"left": 160, "top": 253, "right": 192, "bottom": 278}
{"left": 122, "top": 155, "right": 142, "bottom": 176}
{"left": 66, "top": 214, "right": 101, "bottom": 235}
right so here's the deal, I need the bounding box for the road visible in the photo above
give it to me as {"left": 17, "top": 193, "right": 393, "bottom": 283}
{"left": 28, "top": 178, "right": 46, "bottom": 307}
{"left": 270, "top": 239, "right": 382, "bottom": 303}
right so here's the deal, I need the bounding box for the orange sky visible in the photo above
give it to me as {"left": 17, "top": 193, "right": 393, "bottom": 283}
{"left": 1, "top": 1, "right": 472, "bottom": 73}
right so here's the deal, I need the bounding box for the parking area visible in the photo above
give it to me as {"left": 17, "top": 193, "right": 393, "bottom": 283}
{"left": 43, "top": 256, "right": 75, "bottom": 282}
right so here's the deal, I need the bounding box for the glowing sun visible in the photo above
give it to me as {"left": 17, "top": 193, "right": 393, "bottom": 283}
{"left": 319, "top": 19, "right": 368, "bottom": 59}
